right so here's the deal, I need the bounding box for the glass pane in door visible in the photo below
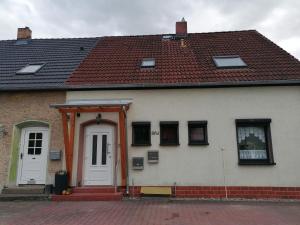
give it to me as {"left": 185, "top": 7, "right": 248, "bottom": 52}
{"left": 92, "top": 135, "right": 98, "bottom": 165}
{"left": 101, "top": 135, "right": 107, "bottom": 165}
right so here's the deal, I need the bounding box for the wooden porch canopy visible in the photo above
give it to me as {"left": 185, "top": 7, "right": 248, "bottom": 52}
{"left": 50, "top": 99, "right": 132, "bottom": 186}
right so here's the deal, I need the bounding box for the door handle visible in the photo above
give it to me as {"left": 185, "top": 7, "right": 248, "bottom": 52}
{"left": 20, "top": 153, "right": 23, "bottom": 159}
{"left": 106, "top": 143, "right": 110, "bottom": 155}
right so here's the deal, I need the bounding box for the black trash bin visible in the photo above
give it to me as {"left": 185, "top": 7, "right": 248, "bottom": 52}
{"left": 54, "top": 170, "right": 68, "bottom": 195}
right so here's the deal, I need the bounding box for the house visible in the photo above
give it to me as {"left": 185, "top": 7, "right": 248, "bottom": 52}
{"left": 2, "top": 20, "right": 300, "bottom": 200}
{"left": 0, "top": 27, "right": 98, "bottom": 193}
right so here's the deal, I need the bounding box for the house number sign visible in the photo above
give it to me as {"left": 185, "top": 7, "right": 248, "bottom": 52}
{"left": 151, "top": 131, "right": 159, "bottom": 135}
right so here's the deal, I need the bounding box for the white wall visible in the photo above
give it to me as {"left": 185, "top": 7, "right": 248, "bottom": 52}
{"left": 67, "top": 86, "right": 300, "bottom": 187}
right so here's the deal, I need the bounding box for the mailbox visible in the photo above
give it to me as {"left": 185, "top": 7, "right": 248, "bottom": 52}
{"left": 132, "top": 157, "right": 144, "bottom": 170}
{"left": 148, "top": 151, "right": 159, "bottom": 163}
{"left": 49, "top": 150, "right": 62, "bottom": 160}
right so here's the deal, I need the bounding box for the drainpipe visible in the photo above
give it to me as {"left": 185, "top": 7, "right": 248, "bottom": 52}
{"left": 123, "top": 106, "right": 130, "bottom": 195}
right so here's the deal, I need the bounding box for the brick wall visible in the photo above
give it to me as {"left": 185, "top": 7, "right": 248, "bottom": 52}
{"left": 0, "top": 91, "right": 65, "bottom": 186}
{"left": 123, "top": 186, "right": 300, "bottom": 200}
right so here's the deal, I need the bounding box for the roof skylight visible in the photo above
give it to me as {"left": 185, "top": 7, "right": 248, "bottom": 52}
{"left": 16, "top": 63, "right": 45, "bottom": 75}
{"left": 162, "top": 35, "right": 174, "bottom": 40}
{"left": 213, "top": 56, "right": 247, "bottom": 68}
{"left": 141, "top": 58, "right": 155, "bottom": 68}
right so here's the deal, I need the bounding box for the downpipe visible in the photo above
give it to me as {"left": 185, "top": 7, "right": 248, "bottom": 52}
{"left": 123, "top": 106, "right": 130, "bottom": 195}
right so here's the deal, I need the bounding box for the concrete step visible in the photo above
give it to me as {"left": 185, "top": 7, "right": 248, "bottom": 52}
{"left": 2, "top": 186, "right": 45, "bottom": 195}
{"left": 51, "top": 192, "right": 123, "bottom": 201}
{"left": 0, "top": 194, "right": 49, "bottom": 201}
{"left": 73, "top": 187, "right": 117, "bottom": 194}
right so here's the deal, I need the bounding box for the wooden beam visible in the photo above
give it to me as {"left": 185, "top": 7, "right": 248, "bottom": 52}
{"left": 61, "top": 112, "right": 71, "bottom": 184}
{"left": 59, "top": 107, "right": 122, "bottom": 113}
{"left": 119, "top": 110, "right": 127, "bottom": 187}
{"left": 68, "top": 112, "right": 76, "bottom": 186}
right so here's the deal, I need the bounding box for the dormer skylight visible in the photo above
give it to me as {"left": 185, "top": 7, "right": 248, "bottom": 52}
{"left": 213, "top": 56, "right": 247, "bottom": 69}
{"left": 16, "top": 63, "right": 45, "bottom": 75}
{"left": 141, "top": 58, "right": 155, "bottom": 68}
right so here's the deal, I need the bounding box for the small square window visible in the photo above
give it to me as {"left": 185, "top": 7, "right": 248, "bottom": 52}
{"left": 213, "top": 56, "right": 247, "bottom": 68}
{"left": 141, "top": 58, "right": 155, "bottom": 68}
{"left": 236, "top": 119, "right": 275, "bottom": 165}
{"left": 16, "top": 63, "right": 45, "bottom": 74}
{"left": 160, "top": 121, "right": 179, "bottom": 146}
{"left": 188, "top": 121, "right": 208, "bottom": 145}
{"left": 132, "top": 122, "right": 151, "bottom": 146}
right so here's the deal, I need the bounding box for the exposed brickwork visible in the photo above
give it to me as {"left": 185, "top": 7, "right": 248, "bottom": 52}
{"left": 122, "top": 186, "right": 300, "bottom": 200}
{"left": 176, "top": 186, "right": 300, "bottom": 199}
{"left": 0, "top": 91, "right": 65, "bottom": 187}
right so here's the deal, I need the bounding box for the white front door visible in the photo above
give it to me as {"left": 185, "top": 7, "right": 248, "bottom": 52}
{"left": 17, "top": 127, "right": 49, "bottom": 185}
{"left": 83, "top": 124, "right": 114, "bottom": 185}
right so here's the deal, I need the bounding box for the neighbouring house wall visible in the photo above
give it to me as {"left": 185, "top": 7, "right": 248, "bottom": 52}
{"left": 67, "top": 86, "right": 300, "bottom": 187}
{"left": 0, "top": 91, "right": 65, "bottom": 188}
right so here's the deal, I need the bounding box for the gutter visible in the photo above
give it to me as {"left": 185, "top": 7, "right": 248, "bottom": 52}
{"left": 1, "top": 79, "right": 300, "bottom": 92}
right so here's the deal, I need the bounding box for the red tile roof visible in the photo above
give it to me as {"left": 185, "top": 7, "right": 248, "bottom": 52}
{"left": 67, "top": 30, "right": 300, "bottom": 88}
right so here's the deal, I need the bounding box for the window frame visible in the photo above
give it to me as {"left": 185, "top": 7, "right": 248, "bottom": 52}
{"left": 131, "top": 121, "right": 151, "bottom": 146}
{"left": 160, "top": 121, "right": 179, "bottom": 146}
{"left": 188, "top": 121, "right": 209, "bottom": 146}
{"left": 141, "top": 58, "right": 155, "bottom": 68}
{"left": 16, "top": 62, "right": 46, "bottom": 75}
{"left": 213, "top": 55, "right": 247, "bottom": 69}
{"left": 235, "top": 119, "right": 275, "bottom": 165}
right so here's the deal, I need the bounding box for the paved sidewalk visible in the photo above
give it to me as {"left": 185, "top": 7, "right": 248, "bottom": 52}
{"left": 0, "top": 200, "right": 299, "bottom": 225}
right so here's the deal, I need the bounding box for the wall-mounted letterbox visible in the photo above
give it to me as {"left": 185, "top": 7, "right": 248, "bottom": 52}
{"left": 148, "top": 151, "right": 159, "bottom": 163}
{"left": 49, "top": 150, "right": 62, "bottom": 161}
{"left": 132, "top": 157, "right": 144, "bottom": 170}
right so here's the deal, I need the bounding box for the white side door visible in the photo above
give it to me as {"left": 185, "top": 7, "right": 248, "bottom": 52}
{"left": 83, "top": 125, "right": 113, "bottom": 185}
{"left": 17, "top": 127, "right": 49, "bottom": 185}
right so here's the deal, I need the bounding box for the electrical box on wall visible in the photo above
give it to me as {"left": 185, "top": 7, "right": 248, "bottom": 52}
{"left": 132, "top": 157, "right": 144, "bottom": 170}
{"left": 49, "top": 150, "right": 62, "bottom": 161}
{"left": 148, "top": 151, "right": 159, "bottom": 163}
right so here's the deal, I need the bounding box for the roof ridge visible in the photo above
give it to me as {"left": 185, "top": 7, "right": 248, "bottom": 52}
{"left": 0, "top": 29, "right": 257, "bottom": 42}
{"left": 99, "top": 29, "right": 258, "bottom": 39}
{"left": 0, "top": 37, "right": 100, "bottom": 42}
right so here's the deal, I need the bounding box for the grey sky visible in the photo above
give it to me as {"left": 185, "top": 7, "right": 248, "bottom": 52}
{"left": 0, "top": 0, "right": 299, "bottom": 59}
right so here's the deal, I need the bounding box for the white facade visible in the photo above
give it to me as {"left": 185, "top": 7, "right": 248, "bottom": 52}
{"left": 67, "top": 86, "right": 300, "bottom": 187}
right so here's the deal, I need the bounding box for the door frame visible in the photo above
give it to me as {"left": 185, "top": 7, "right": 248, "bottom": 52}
{"left": 77, "top": 119, "right": 118, "bottom": 187}
{"left": 17, "top": 127, "right": 49, "bottom": 185}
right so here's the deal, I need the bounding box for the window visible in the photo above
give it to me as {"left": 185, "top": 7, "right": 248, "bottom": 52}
{"left": 213, "top": 56, "right": 247, "bottom": 68}
{"left": 188, "top": 121, "right": 208, "bottom": 145}
{"left": 236, "top": 119, "right": 275, "bottom": 165}
{"left": 27, "top": 132, "right": 43, "bottom": 155}
{"left": 16, "top": 63, "right": 45, "bottom": 74}
{"left": 132, "top": 122, "right": 151, "bottom": 146}
{"left": 160, "top": 121, "right": 179, "bottom": 146}
{"left": 141, "top": 58, "right": 155, "bottom": 68}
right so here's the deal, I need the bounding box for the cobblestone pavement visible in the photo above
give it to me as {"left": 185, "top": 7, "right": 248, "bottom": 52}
{"left": 0, "top": 200, "right": 299, "bottom": 225}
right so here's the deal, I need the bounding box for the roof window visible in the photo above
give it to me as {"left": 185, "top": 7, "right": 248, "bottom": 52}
{"left": 162, "top": 35, "right": 174, "bottom": 40}
{"left": 213, "top": 56, "right": 247, "bottom": 68}
{"left": 15, "top": 39, "right": 29, "bottom": 45}
{"left": 16, "top": 63, "right": 45, "bottom": 75}
{"left": 141, "top": 58, "right": 155, "bottom": 68}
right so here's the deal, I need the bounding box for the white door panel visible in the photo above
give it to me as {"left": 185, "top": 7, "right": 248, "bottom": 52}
{"left": 17, "top": 127, "right": 49, "bottom": 185}
{"left": 83, "top": 125, "right": 113, "bottom": 185}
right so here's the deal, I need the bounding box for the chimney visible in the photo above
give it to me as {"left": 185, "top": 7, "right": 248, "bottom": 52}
{"left": 17, "top": 27, "right": 32, "bottom": 39}
{"left": 176, "top": 18, "right": 187, "bottom": 38}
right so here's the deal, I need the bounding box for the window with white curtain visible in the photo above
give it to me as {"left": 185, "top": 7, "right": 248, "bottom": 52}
{"left": 236, "top": 119, "right": 275, "bottom": 165}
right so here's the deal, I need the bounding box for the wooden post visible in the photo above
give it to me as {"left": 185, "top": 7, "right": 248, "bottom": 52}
{"left": 61, "top": 111, "right": 71, "bottom": 184}
{"left": 119, "top": 110, "right": 127, "bottom": 187}
{"left": 68, "top": 112, "right": 76, "bottom": 185}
